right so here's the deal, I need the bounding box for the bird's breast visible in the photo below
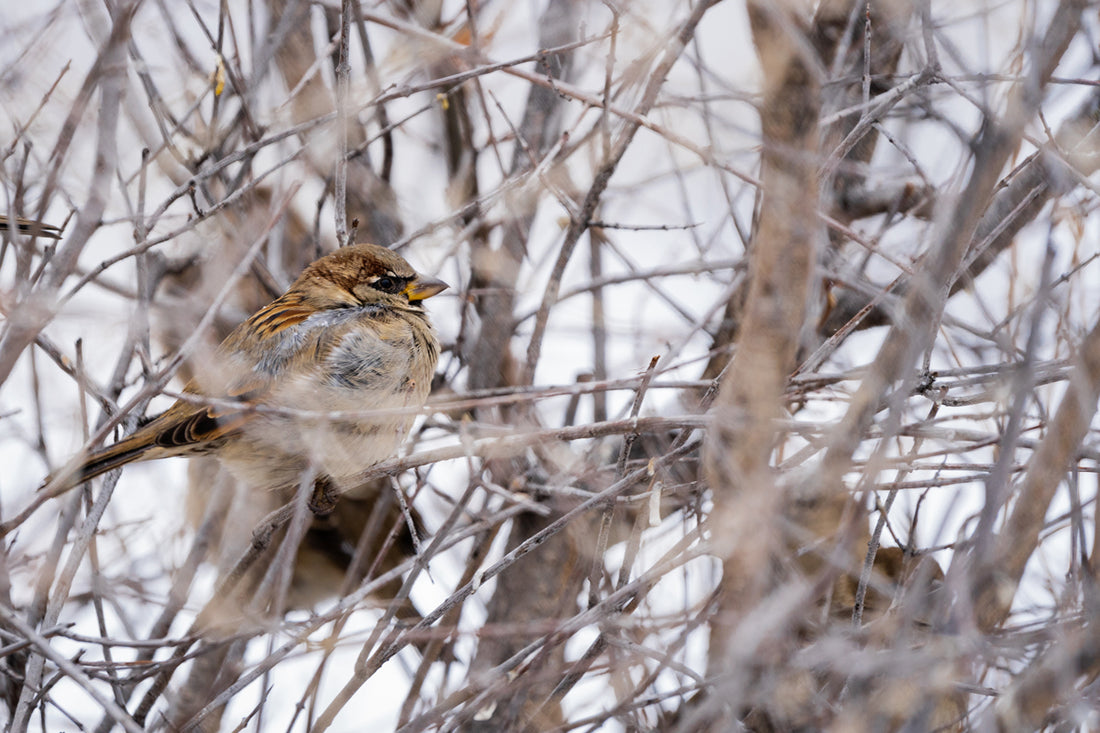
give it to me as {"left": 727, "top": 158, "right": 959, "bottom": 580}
{"left": 220, "top": 307, "right": 438, "bottom": 491}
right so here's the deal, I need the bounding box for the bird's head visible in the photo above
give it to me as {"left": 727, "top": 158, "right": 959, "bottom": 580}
{"left": 297, "top": 243, "right": 448, "bottom": 312}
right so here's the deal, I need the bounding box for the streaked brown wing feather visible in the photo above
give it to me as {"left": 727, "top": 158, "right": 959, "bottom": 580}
{"left": 57, "top": 381, "right": 267, "bottom": 489}
{"left": 53, "top": 289, "right": 312, "bottom": 489}
{"left": 150, "top": 403, "right": 248, "bottom": 451}
{"left": 242, "top": 295, "right": 313, "bottom": 340}
{"left": 0, "top": 215, "right": 62, "bottom": 239}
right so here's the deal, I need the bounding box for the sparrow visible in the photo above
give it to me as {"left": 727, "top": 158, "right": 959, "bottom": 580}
{"left": 48, "top": 243, "right": 447, "bottom": 504}
{"left": 0, "top": 215, "right": 61, "bottom": 239}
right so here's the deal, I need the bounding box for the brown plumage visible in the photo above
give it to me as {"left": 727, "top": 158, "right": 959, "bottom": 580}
{"left": 0, "top": 214, "right": 61, "bottom": 239}
{"left": 48, "top": 243, "right": 446, "bottom": 497}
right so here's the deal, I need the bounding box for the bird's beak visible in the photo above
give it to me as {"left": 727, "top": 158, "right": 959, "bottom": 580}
{"left": 405, "top": 277, "right": 449, "bottom": 302}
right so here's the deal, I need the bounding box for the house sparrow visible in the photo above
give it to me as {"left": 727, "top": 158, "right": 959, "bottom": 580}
{"left": 0, "top": 214, "right": 61, "bottom": 239}
{"left": 49, "top": 243, "right": 447, "bottom": 503}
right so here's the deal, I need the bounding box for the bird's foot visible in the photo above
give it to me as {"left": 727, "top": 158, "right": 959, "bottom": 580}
{"left": 309, "top": 476, "right": 339, "bottom": 517}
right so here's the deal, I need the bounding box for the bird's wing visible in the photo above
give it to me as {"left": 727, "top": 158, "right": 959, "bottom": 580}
{"left": 46, "top": 291, "right": 321, "bottom": 490}
{"left": 234, "top": 292, "right": 315, "bottom": 341}
{"left": 49, "top": 387, "right": 253, "bottom": 490}
{"left": 148, "top": 290, "right": 323, "bottom": 451}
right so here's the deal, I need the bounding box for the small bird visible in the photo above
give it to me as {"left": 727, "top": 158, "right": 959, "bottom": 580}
{"left": 0, "top": 214, "right": 62, "bottom": 239}
{"left": 48, "top": 243, "right": 447, "bottom": 505}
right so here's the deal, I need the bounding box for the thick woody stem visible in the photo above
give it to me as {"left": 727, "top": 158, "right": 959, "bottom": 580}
{"left": 700, "top": 0, "right": 821, "bottom": 726}
{"left": 968, "top": 312, "right": 1100, "bottom": 631}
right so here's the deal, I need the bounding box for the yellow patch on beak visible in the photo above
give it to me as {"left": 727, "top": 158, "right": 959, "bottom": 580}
{"left": 405, "top": 277, "right": 448, "bottom": 302}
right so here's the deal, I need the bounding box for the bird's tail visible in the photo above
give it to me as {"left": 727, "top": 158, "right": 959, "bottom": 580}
{"left": 0, "top": 215, "right": 62, "bottom": 239}
{"left": 41, "top": 432, "right": 155, "bottom": 493}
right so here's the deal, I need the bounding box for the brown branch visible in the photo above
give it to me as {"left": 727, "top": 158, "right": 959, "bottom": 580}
{"left": 814, "top": 0, "right": 1085, "bottom": 509}
{"left": 821, "top": 83, "right": 1100, "bottom": 336}
{"left": 333, "top": 0, "right": 352, "bottom": 244}
{"left": 0, "top": 4, "right": 137, "bottom": 392}
{"left": 969, "top": 308, "right": 1100, "bottom": 631}
{"left": 521, "top": 0, "right": 722, "bottom": 385}
{"left": 699, "top": 1, "right": 823, "bottom": 728}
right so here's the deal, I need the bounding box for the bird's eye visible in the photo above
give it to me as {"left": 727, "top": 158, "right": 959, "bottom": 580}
{"left": 373, "top": 276, "right": 402, "bottom": 293}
